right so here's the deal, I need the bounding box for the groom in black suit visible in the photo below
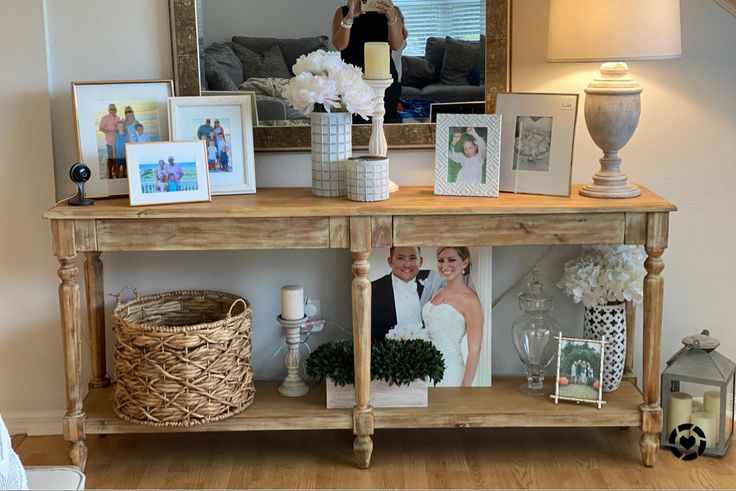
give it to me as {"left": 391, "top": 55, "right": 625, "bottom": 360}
{"left": 371, "top": 246, "right": 430, "bottom": 341}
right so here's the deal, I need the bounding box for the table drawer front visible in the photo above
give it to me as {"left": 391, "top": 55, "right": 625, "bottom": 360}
{"left": 96, "top": 217, "right": 330, "bottom": 251}
{"left": 394, "top": 213, "right": 625, "bottom": 246}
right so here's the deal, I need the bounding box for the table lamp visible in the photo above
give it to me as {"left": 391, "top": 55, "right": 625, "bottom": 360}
{"left": 547, "top": 0, "right": 681, "bottom": 198}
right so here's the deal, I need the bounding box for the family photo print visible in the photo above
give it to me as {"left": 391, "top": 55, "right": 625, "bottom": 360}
{"left": 72, "top": 80, "right": 174, "bottom": 197}
{"left": 126, "top": 141, "right": 211, "bottom": 206}
{"left": 169, "top": 95, "right": 256, "bottom": 195}
{"left": 552, "top": 334, "right": 606, "bottom": 409}
{"left": 434, "top": 114, "right": 500, "bottom": 197}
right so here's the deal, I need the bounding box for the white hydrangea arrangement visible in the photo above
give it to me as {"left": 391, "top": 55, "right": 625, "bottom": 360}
{"left": 557, "top": 245, "right": 646, "bottom": 308}
{"left": 385, "top": 323, "right": 430, "bottom": 341}
{"left": 281, "top": 50, "right": 374, "bottom": 119}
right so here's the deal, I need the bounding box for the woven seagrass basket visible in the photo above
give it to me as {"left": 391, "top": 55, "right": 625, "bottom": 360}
{"left": 112, "top": 289, "right": 255, "bottom": 427}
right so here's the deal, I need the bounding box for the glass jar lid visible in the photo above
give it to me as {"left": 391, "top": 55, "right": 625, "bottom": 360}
{"left": 518, "top": 267, "right": 554, "bottom": 313}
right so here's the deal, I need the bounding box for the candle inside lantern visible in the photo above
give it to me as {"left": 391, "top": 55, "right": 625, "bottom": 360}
{"left": 281, "top": 285, "right": 304, "bottom": 320}
{"left": 691, "top": 411, "right": 717, "bottom": 448}
{"left": 667, "top": 392, "right": 693, "bottom": 436}
{"left": 364, "top": 42, "right": 391, "bottom": 79}
{"left": 703, "top": 390, "right": 721, "bottom": 436}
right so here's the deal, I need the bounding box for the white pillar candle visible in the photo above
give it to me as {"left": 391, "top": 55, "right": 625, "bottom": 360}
{"left": 691, "top": 411, "right": 717, "bottom": 448}
{"left": 703, "top": 390, "right": 721, "bottom": 437}
{"left": 364, "top": 42, "right": 390, "bottom": 79}
{"left": 667, "top": 392, "right": 692, "bottom": 436}
{"left": 281, "top": 285, "right": 304, "bottom": 320}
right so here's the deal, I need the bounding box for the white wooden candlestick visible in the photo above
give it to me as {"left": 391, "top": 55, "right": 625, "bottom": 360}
{"left": 364, "top": 77, "right": 399, "bottom": 193}
{"left": 277, "top": 315, "right": 309, "bottom": 397}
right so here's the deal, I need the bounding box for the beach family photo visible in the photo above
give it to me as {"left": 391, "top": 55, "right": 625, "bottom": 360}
{"left": 554, "top": 336, "right": 606, "bottom": 407}
{"left": 434, "top": 113, "right": 500, "bottom": 197}
{"left": 369, "top": 246, "right": 493, "bottom": 387}
{"left": 125, "top": 141, "right": 211, "bottom": 206}
{"left": 513, "top": 116, "right": 553, "bottom": 172}
{"left": 72, "top": 80, "right": 173, "bottom": 197}
{"left": 169, "top": 95, "right": 256, "bottom": 195}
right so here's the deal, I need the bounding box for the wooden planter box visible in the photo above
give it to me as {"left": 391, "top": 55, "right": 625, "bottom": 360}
{"left": 326, "top": 378, "right": 428, "bottom": 409}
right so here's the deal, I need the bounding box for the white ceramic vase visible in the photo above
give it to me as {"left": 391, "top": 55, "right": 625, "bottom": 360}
{"left": 345, "top": 156, "right": 389, "bottom": 202}
{"left": 583, "top": 303, "right": 626, "bottom": 392}
{"left": 310, "top": 111, "right": 352, "bottom": 197}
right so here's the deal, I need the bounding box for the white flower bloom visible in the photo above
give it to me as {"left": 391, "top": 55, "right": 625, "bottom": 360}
{"left": 557, "top": 245, "right": 645, "bottom": 308}
{"left": 386, "top": 323, "right": 430, "bottom": 341}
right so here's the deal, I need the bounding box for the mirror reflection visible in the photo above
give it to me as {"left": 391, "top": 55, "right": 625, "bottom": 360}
{"left": 198, "top": 0, "right": 486, "bottom": 126}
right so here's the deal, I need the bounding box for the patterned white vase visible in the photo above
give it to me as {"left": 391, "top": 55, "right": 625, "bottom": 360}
{"left": 310, "top": 111, "right": 352, "bottom": 197}
{"left": 583, "top": 303, "right": 626, "bottom": 392}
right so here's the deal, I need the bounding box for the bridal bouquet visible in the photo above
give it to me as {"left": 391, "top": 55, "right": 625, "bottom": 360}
{"left": 385, "top": 323, "right": 429, "bottom": 341}
{"left": 281, "top": 50, "right": 374, "bottom": 119}
{"left": 557, "top": 245, "right": 646, "bottom": 307}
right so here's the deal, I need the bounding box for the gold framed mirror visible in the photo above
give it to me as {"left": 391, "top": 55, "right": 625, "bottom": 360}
{"left": 169, "top": 0, "right": 510, "bottom": 151}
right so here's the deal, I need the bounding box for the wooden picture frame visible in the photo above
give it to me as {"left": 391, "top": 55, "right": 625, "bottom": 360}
{"left": 496, "top": 92, "right": 579, "bottom": 197}
{"left": 71, "top": 79, "right": 174, "bottom": 197}
{"left": 552, "top": 334, "right": 606, "bottom": 409}
{"left": 433, "top": 113, "right": 501, "bottom": 197}
{"left": 126, "top": 140, "right": 211, "bottom": 206}
{"left": 168, "top": 95, "right": 256, "bottom": 195}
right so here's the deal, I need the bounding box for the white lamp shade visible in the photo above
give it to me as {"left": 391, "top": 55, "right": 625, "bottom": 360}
{"left": 547, "top": 0, "right": 682, "bottom": 62}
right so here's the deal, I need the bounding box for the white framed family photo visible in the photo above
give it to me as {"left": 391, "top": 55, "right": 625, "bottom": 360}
{"left": 496, "top": 92, "right": 579, "bottom": 197}
{"left": 71, "top": 80, "right": 174, "bottom": 197}
{"left": 126, "top": 141, "right": 211, "bottom": 206}
{"left": 168, "top": 95, "right": 256, "bottom": 195}
{"left": 433, "top": 114, "right": 501, "bottom": 197}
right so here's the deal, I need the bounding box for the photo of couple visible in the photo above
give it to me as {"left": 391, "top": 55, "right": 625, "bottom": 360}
{"left": 371, "top": 246, "right": 491, "bottom": 387}
{"left": 193, "top": 118, "right": 231, "bottom": 173}
{"left": 96, "top": 100, "right": 163, "bottom": 180}
{"left": 139, "top": 154, "right": 199, "bottom": 194}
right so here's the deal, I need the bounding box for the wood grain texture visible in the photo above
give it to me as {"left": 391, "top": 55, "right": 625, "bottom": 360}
{"left": 95, "top": 217, "right": 329, "bottom": 250}
{"left": 84, "top": 252, "right": 109, "bottom": 389}
{"left": 394, "top": 213, "right": 625, "bottom": 246}
{"left": 371, "top": 216, "right": 392, "bottom": 248}
{"left": 329, "top": 216, "right": 349, "bottom": 248}
{"left": 625, "top": 213, "right": 647, "bottom": 245}
{"left": 51, "top": 220, "right": 76, "bottom": 257}
{"left": 74, "top": 220, "right": 97, "bottom": 251}
{"left": 43, "top": 185, "right": 676, "bottom": 220}
{"left": 623, "top": 301, "right": 637, "bottom": 385}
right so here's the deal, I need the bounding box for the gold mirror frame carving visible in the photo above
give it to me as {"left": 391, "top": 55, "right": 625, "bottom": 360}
{"left": 169, "top": 0, "right": 510, "bottom": 152}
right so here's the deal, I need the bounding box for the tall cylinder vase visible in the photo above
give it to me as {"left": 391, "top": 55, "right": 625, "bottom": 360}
{"left": 310, "top": 111, "right": 351, "bottom": 197}
{"left": 583, "top": 303, "right": 626, "bottom": 392}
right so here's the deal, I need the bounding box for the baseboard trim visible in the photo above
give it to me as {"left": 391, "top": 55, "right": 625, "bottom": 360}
{"left": 3, "top": 410, "right": 64, "bottom": 436}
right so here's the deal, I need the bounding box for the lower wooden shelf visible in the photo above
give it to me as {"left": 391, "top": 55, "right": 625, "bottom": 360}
{"left": 83, "top": 378, "right": 644, "bottom": 434}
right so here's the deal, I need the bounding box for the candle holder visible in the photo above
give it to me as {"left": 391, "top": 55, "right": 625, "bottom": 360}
{"left": 276, "top": 314, "right": 310, "bottom": 397}
{"left": 364, "top": 77, "right": 399, "bottom": 193}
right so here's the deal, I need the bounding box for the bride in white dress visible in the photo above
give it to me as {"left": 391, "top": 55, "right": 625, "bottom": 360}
{"left": 422, "top": 247, "right": 484, "bottom": 387}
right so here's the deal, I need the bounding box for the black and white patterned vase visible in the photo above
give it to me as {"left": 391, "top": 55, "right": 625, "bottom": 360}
{"left": 583, "top": 303, "right": 626, "bottom": 392}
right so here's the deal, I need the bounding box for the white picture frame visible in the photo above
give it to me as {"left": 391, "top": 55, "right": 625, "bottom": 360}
{"left": 496, "top": 92, "right": 579, "bottom": 197}
{"left": 201, "top": 90, "right": 259, "bottom": 126}
{"left": 434, "top": 114, "right": 501, "bottom": 197}
{"left": 126, "top": 141, "right": 211, "bottom": 206}
{"left": 168, "top": 95, "right": 256, "bottom": 195}
{"left": 551, "top": 334, "right": 606, "bottom": 409}
{"left": 71, "top": 79, "right": 174, "bottom": 198}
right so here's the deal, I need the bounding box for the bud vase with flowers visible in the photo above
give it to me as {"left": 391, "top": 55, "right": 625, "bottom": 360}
{"left": 557, "top": 245, "right": 646, "bottom": 391}
{"left": 282, "top": 50, "right": 374, "bottom": 197}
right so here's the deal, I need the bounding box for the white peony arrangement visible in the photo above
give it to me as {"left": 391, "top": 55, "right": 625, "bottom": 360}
{"left": 385, "top": 323, "right": 430, "bottom": 341}
{"left": 557, "top": 245, "right": 646, "bottom": 308}
{"left": 281, "top": 50, "right": 374, "bottom": 119}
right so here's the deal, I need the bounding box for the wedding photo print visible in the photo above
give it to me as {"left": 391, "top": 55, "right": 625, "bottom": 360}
{"left": 497, "top": 92, "right": 578, "bottom": 197}
{"left": 553, "top": 336, "right": 606, "bottom": 408}
{"left": 369, "top": 246, "right": 493, "bottom": 387}
{"left": 434, "top": 114, "right": 500, "bottom": 197}
{"left": 169, "top": 95, "right": 256, "bottom": 195}
{"left": 125, "top": 141, "right": 211, "bottom": 206}
{"left": 72, "top": 80, "right": 174, "bottom": 197}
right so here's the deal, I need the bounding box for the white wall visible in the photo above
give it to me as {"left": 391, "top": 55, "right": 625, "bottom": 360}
{"left": 2, "top": 0, "right": 734, "bottom": 434}
{"left": 201, "top": 0, "right": 343, "bottom": 46}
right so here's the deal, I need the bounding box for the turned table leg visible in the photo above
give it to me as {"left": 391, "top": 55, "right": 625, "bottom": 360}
{"left": 52, "top": 221, "right": 87, "bottom": 470}
{"left": 639, "top": 213, "right": 668, "bottom": 467}
{"left": 352, "top": 250, "right": 374, "bottom": 468}
{"left": 84, "top": 252, "right": 110, "bottom": 389}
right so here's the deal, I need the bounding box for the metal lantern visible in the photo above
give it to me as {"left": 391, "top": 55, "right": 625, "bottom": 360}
{"left": 661, "top": 330, "right": 735, "bottom": 456}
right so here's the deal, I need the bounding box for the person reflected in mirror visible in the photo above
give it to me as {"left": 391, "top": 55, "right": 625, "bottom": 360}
{"left": 423, "top": 247, "right": 483, "bottom": 387}
{"left": 449, "top": 127, "right": 487, "bottom": 184}
{"left": 371, "top": 246, "right": 429, "bottom": 341}
{"left": 332, "top": 0, "right": 408, "bottom": 123}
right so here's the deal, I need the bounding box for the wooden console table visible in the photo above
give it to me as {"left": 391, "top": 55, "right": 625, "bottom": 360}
{"left": 44, "top": 185, "right": 676, "bottom": 470}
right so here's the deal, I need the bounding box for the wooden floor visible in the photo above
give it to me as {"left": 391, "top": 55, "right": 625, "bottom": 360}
{"left": 13, "top": 427, "right": 736, "bottom": 489}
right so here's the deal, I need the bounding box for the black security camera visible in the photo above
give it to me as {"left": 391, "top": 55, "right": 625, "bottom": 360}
{"left": 68, "top": 162, "right": 95, "bottom": 206}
